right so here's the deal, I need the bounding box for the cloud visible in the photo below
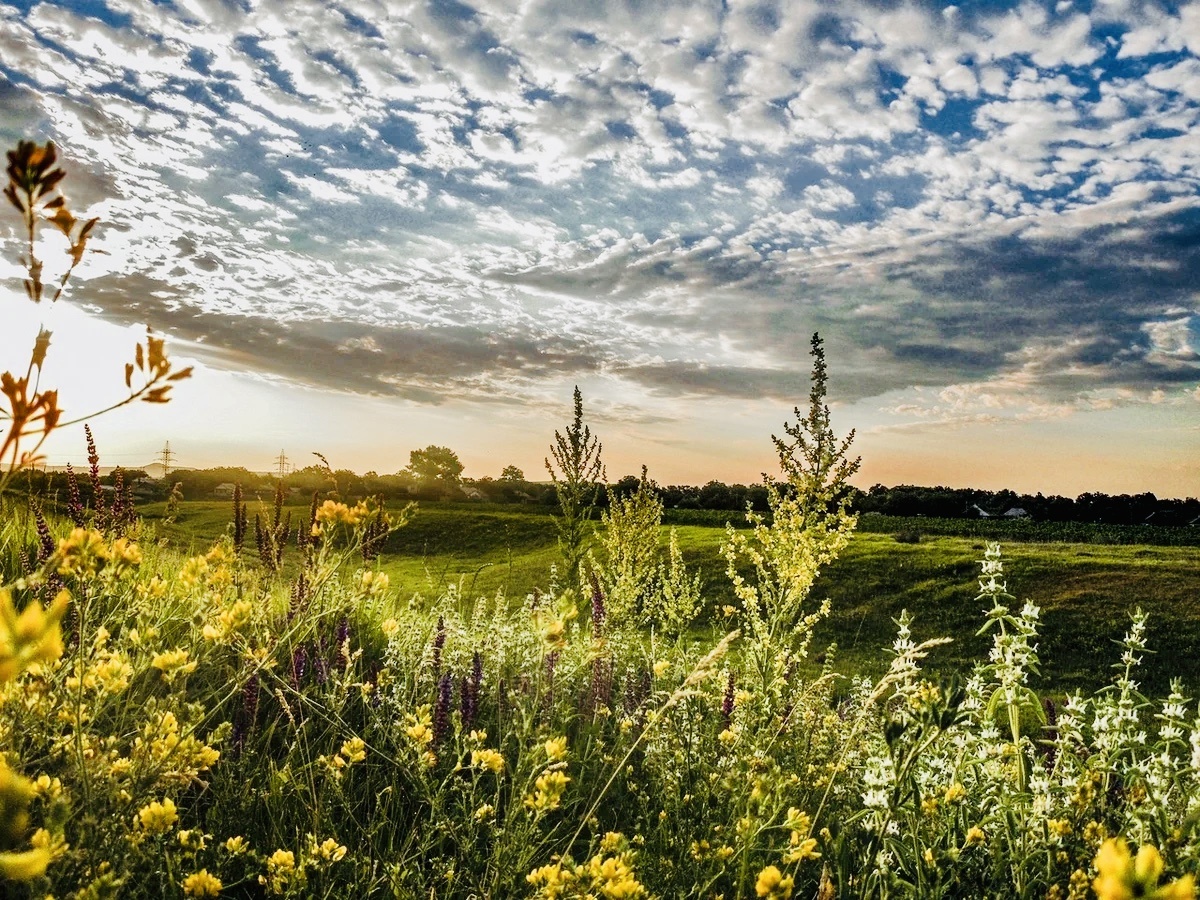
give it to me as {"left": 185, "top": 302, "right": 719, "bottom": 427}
{"left": 0, "top": 0, "right": 1196, "bottom": 436}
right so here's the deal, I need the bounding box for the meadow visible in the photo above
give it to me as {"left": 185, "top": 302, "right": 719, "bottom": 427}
{"left": 141, "top": 498, "right": 1200, "bottom": 695}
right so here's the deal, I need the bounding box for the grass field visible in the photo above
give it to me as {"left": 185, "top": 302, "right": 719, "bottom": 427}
{"left": 138, "top": 499, "right": 1200, "bottom": 695}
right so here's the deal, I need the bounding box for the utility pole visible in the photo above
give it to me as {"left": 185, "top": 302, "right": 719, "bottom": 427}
{"left": 275, "top": 450, "right": 289, "bottom": 479}
{"left": 159, "top": 441, "right": 175, "bottom": 473}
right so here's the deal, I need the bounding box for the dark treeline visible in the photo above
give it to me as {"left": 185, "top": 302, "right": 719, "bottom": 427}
{"left": 10, "top": 467, "right": 1198, "bottom": 527}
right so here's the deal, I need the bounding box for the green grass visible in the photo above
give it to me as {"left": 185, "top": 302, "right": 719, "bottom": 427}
{"left": 140, "top": 500, "right": 1200, "bottom": 694}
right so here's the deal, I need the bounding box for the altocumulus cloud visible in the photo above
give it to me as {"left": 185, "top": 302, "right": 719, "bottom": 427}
{"left": 0, "top": 0, "right": 1197, "bottom": 426}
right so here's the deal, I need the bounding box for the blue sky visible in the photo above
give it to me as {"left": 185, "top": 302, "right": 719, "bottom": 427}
{"left": 0, "top": 0, "right": 1197, "bottom": 495}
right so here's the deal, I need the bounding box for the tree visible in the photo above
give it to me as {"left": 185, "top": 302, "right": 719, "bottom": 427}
{"left": 407, "top": 446, "right": 464, "bottom": 491}
{"left": 545, "top": 386, "right": 604, "bottom": 587}
{"left": 499, "top": 465, "right": 525, "bottom": 483}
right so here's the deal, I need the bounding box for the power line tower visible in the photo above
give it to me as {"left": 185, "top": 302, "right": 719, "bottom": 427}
{"left": 275, "top": 450, "right": 289, "bottom": 479}
{"left": 159, "top": 441, "right": 175, "bottom": 473}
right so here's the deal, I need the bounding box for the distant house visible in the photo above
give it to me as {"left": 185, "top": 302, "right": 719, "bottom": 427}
{"left": 213, "top": 483, "right": 238, "bottom": 499}
{"left": 461, "top": 486, "right": 486, "bottom": 501}
{"left": 1003, "top": 507, "right": 1029, "bottom": 519}
{"left": 968, "top": 504, "right": 992, "bottom": 518}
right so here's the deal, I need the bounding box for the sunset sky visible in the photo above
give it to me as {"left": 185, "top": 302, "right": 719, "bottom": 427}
{"left": 1, "top": 0, "right": 1198, "bottom": 496}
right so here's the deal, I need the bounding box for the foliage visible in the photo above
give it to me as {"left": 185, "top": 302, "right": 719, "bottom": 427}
{"left": 1, "top": 140, "right": 190, "bottom": 492}
{"left": 406, "top": 446, "right": 465, "bottom": 494}
{"left": 500, "top": 465, "right": 526, "bottom": 483}
{"left": 545, "top": 386, "right": 604, "bottom": 587}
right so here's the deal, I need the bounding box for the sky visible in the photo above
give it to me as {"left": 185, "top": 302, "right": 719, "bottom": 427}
{"left": 0, "top": 0, "right": 1198, "bottom": 497}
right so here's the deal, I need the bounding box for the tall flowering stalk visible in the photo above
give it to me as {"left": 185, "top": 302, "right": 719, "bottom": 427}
{"left": 723, "top": 333, "right": 860, "bottom": 689}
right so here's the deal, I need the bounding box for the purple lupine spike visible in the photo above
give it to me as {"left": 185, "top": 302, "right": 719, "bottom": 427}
{"left": 85, "top": 425, "right": 107, "bottom": 526}
{"left": 589, "top": 571, "right": 606, "bottom": 637}
{"left": 433, "top": 670, "right": 453, "bottom": 746}
{"left": 33, "top": 505, "right": 55, "bottom": 563}
{"left": 431, "top": 616, "right": 446, "bottom": 679}
{"left": 110, "top": 468, "right": 127, "bottom": 529}
{"left": 311, "top": 639, "right": 329, "bottom": 685}
{"left": 291, "top": 645, "right": 308, "bottom": 690}
{"left": 460, "top": 651, "right": 482, "bottom": 728}
{"left": 232, "top": 671, "right": 260, "bottom": 758}
{"left": 335, "top": 616, "right": 350, "bottom": 670}
{"left": 65, "top": 464, "right": 85, "bottom": 527}
{"left": 586, "top": 656, "right": 612, "bottom": 718}
{"left": 288, "top": 573, "right": 308, "bottom": 622}
{"left": 721, "top": 671, "right": 735, "bottom": 730}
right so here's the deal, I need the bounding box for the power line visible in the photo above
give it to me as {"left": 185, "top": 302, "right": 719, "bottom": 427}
{"left": 275, "top": 450, "right": 290, "bottom": 479}
{"left": 159, "top": 441, "right": 175, "bottom": 471}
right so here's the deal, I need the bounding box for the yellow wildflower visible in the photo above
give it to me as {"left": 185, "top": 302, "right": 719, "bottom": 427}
{"left": 756, "top": 864, "right": 794, "bottom": 899}
{"left": 182, "top": 869, "right": 223, "bottom": 898}
{"left": 1093, "top": 838, "right": 1196, "bottom": 900}
{"left": 965, "top": 826, "right": 986, "bottom": 847}
{"left": 54, "top": 528, "right": 109, "bottom": 577}
{"left": 224, "top": 836, "right": 248, "bottom": 854}
{"left": 943, "top": 783, "right": 967, "bottom": 804}
{"left": 525, "top": 771, "right": 571, "bottom": 813}
{"left": 380, "top": 618, "right": 400, "bottom": 638}
{"left": 0, "top": 588, "right": 68, "bottom": 682}
{"left": 471, "top": 748, "right": 505, "bottom": 774}
{"left": 544, "top": 736, "right": 568, "bottom": 762}
{"left": 314, "top": 837, "right": 347, "bottom": 863}
{"left": 136, "top": 798, "right": 178, "bottom": 834}
{"left": 151, "top": 648, "right": 197, "bottom": 680}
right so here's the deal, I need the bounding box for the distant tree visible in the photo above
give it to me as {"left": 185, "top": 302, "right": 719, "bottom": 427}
{"left": 499, "top": 465, "right": 525, "bottom": 483}
{"left": 546, "top": 386, "right": 604, "bottom": 587}
{"left": 407, "top": 446, "right": 464, "bottom": 492}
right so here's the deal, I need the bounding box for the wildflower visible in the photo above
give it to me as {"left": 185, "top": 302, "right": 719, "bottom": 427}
{"left": 338, "top": 736, "right": 366, "bottom": 764}
{"left": 182, "top": 870, "right": 222, "bottom": 898}
{"left": 151, "top": 648, "right": 197, "bottom": 680}
{"left": 404, "top": 707, "right": 434, "bottom": 746}
{"left": 1093, "top": 838, "right": 1195, "bottom": 900}
{"left": 224, "top": 836, "right": 248, "bottom": 854}
{"left": 943, "top": 783, "right": 967, "bottom": 804}
{"left": 756, "top": 865, "right": 794, "bottom": 899}
{"left": 965, "top": 826, "right": 986, "bottom": 847}
{"left": 54, "top": 528, "right": 108, "bottom": 577}
{"left": 260, "top": 849, "right": 302, "bottom": 895}
{"left": 471, "top": 748, "right": 505, "bottom": 774}
{"left": 381, "top": 617, "right": 400, "bottom": 638}
{"left": 313, "top": 837, "right": 347, "bottom": 863}
{"left": 544, "top": 736, "right": 568, "bottom": 762}
{"left": 358, "top": 570, "right": 390, "bottom": 598}
{"left": 653, "top": 659, "right": 670, "bottom": 678}
{"left": 474, "top": 803, "right": 495, "bottom": 821}
{"left": 136, "top": 798, "right": 178, "bottom": 834}
{"left": 0, "top": 587, "right": 68, "bottom": 681}
{"left": 525, "top": 771, "right": 571, "bottom": 813}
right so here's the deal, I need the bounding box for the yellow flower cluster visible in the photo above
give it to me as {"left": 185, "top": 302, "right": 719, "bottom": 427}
{"left": 0, "top": 587, "right": 67, "bottom": 683}
{"left": 525, "top": 770, "right": 571, "bottom": 814}
{"left": 322, "top": 736, "right": 367, "bottom": 779}
{"left": 1093, "top": 838, "right": 1195, "bottom": 900}
{"left": 527, "top": 842, "right": 647, "bottom": 899}
{"left": 150, "top": 648, "right": 197, "bottom": 681}
{"left": 358, "top": 570, "right": 390, "bottom": 598}
{"left": 781, "top": 808, "right": 820, "bottom": 864}
{"left": 405, "top": 707, "right": 433, "bottom": 747}
{"left": 202, "top": 598, "right": 252, "bottom": 642}
{"left": 260, "top": 848, "right": 302, "bottom": 895}
{"left": 755, "top": 864, "right": 794, "bottom": 899}
{"left": 182, "top": 869, "right": 222, "bottom": 898}
{"left": 135, "top": 797, "right": 178, "bottom": 834}
{"left": 471, "top": 748, "right": 505, "bottom": 774}
{"left": 311, "top": 835, "right": 348, "bottom": 863}
{"left": 132, "top": 711, "right": 220, "bottom": 786}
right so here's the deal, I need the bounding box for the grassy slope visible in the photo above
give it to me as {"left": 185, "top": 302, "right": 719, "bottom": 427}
{"left": 141, "top": 501, "right": 1200, "bottom": 694}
